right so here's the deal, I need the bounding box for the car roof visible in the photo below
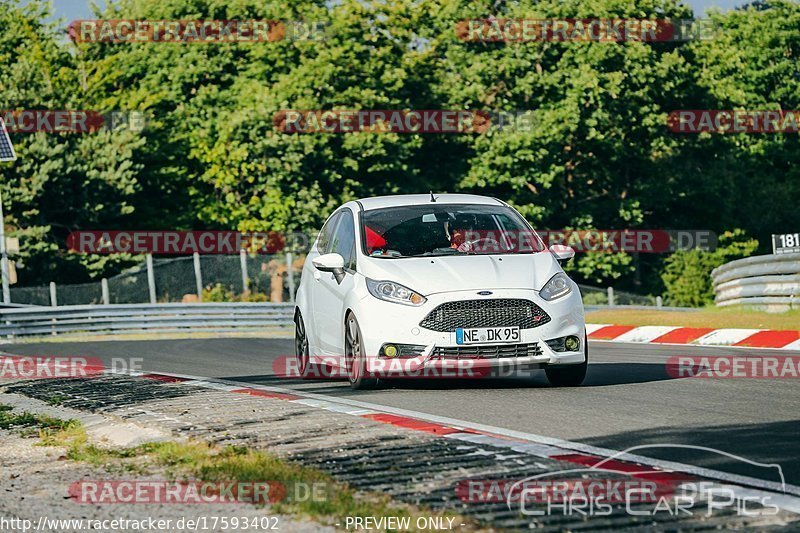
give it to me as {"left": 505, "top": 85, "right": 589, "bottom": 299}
{"left": 355, "top": 194, "right": 504, "bottom": 211}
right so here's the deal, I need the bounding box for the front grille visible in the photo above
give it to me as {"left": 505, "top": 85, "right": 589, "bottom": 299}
{"left": 431, "top": 342, "right": 542, "bottom": 359}
{"left": 420, "top": 299, "right": 551, "bottom": 332}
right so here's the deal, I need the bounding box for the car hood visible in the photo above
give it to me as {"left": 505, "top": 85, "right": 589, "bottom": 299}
{"left": 359, "top": 252, "right": 560, "bottom": 295}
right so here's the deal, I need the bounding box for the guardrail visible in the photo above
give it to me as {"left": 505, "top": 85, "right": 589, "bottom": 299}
{"left": 0, "top": 300, "right": 696, "bottom": 341}
{"left": 0, "top": 302, "right": 295, "bottom": 338}
{"left": 712, "top": 253, "right": 800, "bottom": 310}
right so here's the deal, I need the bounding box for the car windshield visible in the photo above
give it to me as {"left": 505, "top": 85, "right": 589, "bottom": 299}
{"left": 361, "top": 204, "right": 545, "bottom": 258}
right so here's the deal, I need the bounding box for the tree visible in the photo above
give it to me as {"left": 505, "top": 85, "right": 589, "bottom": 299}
{"left": 0, "top": 0, "right": 145, "bottom": 285}
{"left": 3, "top": 0, "right": 798, "bottom": 298}
{"left": 661, "top": 229, "right": 758, "bottom": 307}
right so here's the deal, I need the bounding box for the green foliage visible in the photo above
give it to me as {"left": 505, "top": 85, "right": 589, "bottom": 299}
{"left": 661, "top": 230, "right": 759, "bottom": 307}
{"left": 0, "top": 403, "right": 75, "bottom": 431}
{"left": 567, "top": 251, "right": 635, "bottom": 285}
{"left": 581, "top": 291, "right": 610, "bottom": 305}
{"left": 1, "top": 0, "right": 798, "bottom": 296}
{"left": 0, "top": 0, "right": 146, "bottom": 284}
{"left": 201, "top": 283, "right": 237, "bottom": 302}
{"left": 679, "top": 0, "right": 800, "bottom": 245}
{"left": 202, "top": 282, "right": 269, "bottom": 302}
{"left": 242, "top": 291, "right": 269, "bottom": 302}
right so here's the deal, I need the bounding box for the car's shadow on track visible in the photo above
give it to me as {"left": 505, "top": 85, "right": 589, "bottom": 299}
{"left": 379, "top": 362, "right": 681, "bottom": 390}
{"left": 582, "top": 419, "right": 800, "bottom": 488}
{"left": 225, "top": 362, "right": 681, "bottom": 391}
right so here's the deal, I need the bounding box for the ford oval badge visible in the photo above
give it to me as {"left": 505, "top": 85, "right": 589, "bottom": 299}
{"left": 477, "top": 291, "right": 493, "bottom": 296}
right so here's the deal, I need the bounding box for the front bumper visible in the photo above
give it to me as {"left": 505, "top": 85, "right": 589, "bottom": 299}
{"left": 354, "top": 287, "right": 586, "bottom": 377}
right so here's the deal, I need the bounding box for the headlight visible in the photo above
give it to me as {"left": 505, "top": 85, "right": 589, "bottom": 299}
{"left": 366, "top": 279, "right": 426, "bottom": 306}
{"left": 539, "top": 272, "right": 572, "bottom": 301}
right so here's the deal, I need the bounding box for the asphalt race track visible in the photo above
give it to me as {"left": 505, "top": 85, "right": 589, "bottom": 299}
{"left": 4, "top": 338, "right": 799, "bottom": 488}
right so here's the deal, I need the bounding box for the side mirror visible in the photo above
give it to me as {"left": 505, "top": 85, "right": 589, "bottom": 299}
{"left": 313, "top": 253, "right": 346, "bottom": 284}
{"left": 551, "top": 245, "right": 575, "bottom": 264}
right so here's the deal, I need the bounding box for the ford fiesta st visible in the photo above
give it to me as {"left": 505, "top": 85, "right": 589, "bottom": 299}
{"left": 294, "top": 194, "right": 587, "bottom": 389}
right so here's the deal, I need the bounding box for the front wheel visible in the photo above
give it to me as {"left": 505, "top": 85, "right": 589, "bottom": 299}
{"left": 545, "top": 333, "right": 588, "bottom": 387}
{"left": 294, "top": 311, "right": 311, "bottom": 378}
{"left": 345, "top": 314, "right": 378, "bottom": 390}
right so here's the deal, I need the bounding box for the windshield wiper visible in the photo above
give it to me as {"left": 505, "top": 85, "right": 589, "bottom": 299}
{"left": 411, "top": 249, "right": 462, "bottom": 257}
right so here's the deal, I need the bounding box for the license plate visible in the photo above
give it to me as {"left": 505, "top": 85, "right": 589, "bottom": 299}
{"left": 455, "top": 327, "right": 520, "bottom": 345}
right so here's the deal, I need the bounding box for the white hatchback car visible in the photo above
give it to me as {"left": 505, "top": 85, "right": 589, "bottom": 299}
{"left": 294, "top": 194, "right": 587, "bottom": 389}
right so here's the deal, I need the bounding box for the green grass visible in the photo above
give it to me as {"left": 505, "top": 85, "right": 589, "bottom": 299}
{"left": 0, "top": 403, "right": 75, "bottom": 431}
{"left": 586, "top": 306, "right": 800, "bottom": 330}
{"left": 45, "top": 394, "right": 69, "bottom": 406}
{"left": 33, "top": 412, "right": 475, "bottom": 529}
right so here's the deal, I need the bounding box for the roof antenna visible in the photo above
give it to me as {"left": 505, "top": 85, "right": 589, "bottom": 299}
{"left": 430, "top": 191, "right": 437, "bottom": 202}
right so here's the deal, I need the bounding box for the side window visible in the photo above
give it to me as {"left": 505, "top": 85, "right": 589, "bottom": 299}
{"left": 316, "top": 212, "right": 341, "bottom": 254}
{"left": 330, "top": 210, "right": 356, "bottom": 271}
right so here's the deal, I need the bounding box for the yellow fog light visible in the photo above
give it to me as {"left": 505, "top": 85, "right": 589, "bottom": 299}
{"left": 384, "top": 345, "right": 398, "bottom": 358}
{"left": 565, "top": 336, "right": 580, "bottom": 351}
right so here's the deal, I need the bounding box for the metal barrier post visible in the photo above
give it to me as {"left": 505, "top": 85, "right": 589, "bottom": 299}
{"left": 286, "top": 252, "right": 295, "bottom": 303}
{"left": 193, "top": 252, "right": 203, "bottom": 302}
{"left": 49, "top": 282, "right": 57, "bottom": 306}
{"left": 240, "top": 249, "right": 249, "bottom": 295}
{"left": 0, "top": 190, "right": 10, "bottom": 304}
{"left": 656, "top": 296, "right": 663, "bottom": 308}
{"left": 607, "top": 287, "right": 615, "bottom": 307}
{"left": 101, "top": 278, "right": 110, "bottom": 305}
{"left": 146, "top": 254, "right": 156, "bottom": 304}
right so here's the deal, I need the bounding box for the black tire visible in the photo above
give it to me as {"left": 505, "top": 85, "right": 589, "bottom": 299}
{"left": 294, "top": 311, "right": 312, "bottom": 379}
{"left": 345, "top": 313, "right": 378, "bottom": 390}
{"left": 545, "top": 333, "right": 588, "bottom": 387}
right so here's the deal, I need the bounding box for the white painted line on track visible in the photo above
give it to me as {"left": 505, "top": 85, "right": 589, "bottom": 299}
{"left": 292, "top": 398, "right": 377, "bottom": 416}
{"left": 182, "top": 379, "right": 240, "bottom": 391}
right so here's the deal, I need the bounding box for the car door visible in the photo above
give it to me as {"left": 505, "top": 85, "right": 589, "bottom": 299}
{"left": 312, "top": 208, "right": 357, "bottom": 358}
{"left": 306, "top": 211, "right": 341, "bottom": 354}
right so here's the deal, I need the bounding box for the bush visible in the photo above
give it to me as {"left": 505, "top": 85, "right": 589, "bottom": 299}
{"left": 661, "top": 230, "right": 758, "bottom": 307}
{"left": 241, "top": 291, "right": 269, "bottom": 302}
{"left": 201, "top": 283, "right": 270, "bottom": 302}
{"left": 202, "top": 283, "right": 237, "bottom": 302}
{"left": 581, "top": 292, "right": 610, "bottom": 305}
